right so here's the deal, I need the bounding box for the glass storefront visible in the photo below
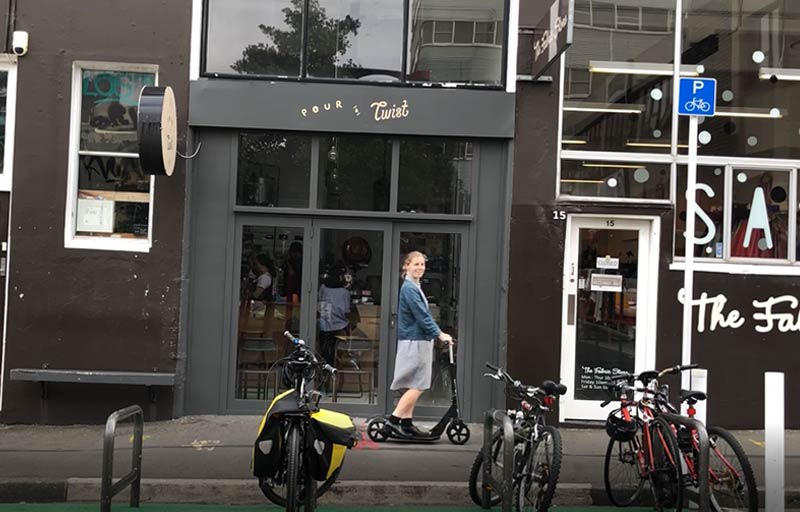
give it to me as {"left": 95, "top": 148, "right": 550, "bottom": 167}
{"left": 204, "top": 0, "right": 509, "bottom": 85}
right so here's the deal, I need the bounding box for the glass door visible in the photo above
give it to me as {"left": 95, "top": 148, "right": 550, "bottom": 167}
{"left": 229, "top": 217, "right": 312, "bottom": 406}
{"left": 388, "top": 225, "right": 469, "bottom": 416}
{"left": 559, "top": 216, "right": 659, "bottom": 421}
{"left": 309, "top": 220, "right": 392, "bottom": 414}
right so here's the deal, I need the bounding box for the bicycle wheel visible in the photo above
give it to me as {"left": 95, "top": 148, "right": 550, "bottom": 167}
{"left": 706, "top": 426, "right": 758, "bottom": 512}
{"left": 468, "top": 429, "right": 505, "bottom": 507}
{"left": 260, "top": 460, "right": 341, "bottom": 506}
{"left": 304, "top": 475, "right": 317, "bottom": 512}
{"left": 604, "top": 436, "right": 646, "bottom": 506}
{"left": 514, "top": 425, "right": 562, "bottom": 512}
{"left": 649, "top": 417, "right": 683, "bottom": 512}
{"left": 286, "top": 422, "right": 301, "bottom": 511}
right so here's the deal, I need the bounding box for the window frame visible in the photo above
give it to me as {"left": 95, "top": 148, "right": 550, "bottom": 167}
{"left": 64, "top": 61, "right": 158, "bottom": 253}
{"left": 0, "top": 56, "right": 18, "bottom": 192}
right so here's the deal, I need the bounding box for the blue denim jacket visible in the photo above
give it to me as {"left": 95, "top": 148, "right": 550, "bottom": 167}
{"left": 397, "top": 278, "right": 441, "bottom": 340}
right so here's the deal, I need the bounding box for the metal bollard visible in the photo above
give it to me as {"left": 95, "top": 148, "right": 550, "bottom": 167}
{"left": 765, "top": 372, "right": 785, "bottom": 512}
{"left": 481, "top": 409, "right": 514, "bottom": 512}
{"left": 100, "top": 405, "right": 144, "bottom": 512}
{"left": 660, "top": 412, "right": 709, "bottom": 512}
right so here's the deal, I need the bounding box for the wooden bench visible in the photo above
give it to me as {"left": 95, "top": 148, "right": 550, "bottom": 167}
{"left": 9, "top": 369, "right": 176, "bottom": 402}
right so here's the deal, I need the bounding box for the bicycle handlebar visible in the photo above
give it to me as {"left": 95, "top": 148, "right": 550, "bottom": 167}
{"left": 283, "top": 331, "right": 337, "bottom": 374}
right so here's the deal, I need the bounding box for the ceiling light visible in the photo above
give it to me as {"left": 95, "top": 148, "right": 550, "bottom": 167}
{"left": 589, "top": 60, "right": 704, "bottom": 76}
{"left": 563, "top": 101, "right": 644, "bottom": 114}
{"left": 561, "top": 179, "right": 605, "bottom": 184}
{"left": 582, "top": 163, "right": 647, "bottom": 169}
{"left": 759, "top": 67, "right": 800, "bottom": 81}
{"left": 714, "top": 107, "right": 783, "bottom": 119}
{"left": 626, "top": 141, "right": 690, "bottom": 149}
{"left": 562, "top": 139, "right": 587, "bottom": 145}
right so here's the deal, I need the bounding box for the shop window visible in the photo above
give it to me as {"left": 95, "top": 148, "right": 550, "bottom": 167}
{"left": 675, "top": 167, "right": 796, "bottom": 264}
{"left": 563, "top": 0, "right": 676, "bottom": 153}
{"left": 306, "top": 0, "right": 403, "bottom": 81}
{"left": 65, "top": 63, "right": 157, "bottom": 252}
{"left": 0, "top": 61, "right": 18, "bottom": 192}
{"left": 641, "top": 8, "right": 670, "bottom": 33}
{"left": 236, "top": 132, "right": 312, "bottom": 208}
{"left": 678, "top": 4, "right": 800, "bottom": 159}
{"left": 406, "top": 0, "right": 505, "bottom": 85}
{"left": 204, "top": 0, "right": 507, "bottom": 86}
{"left": 398, "top": 138, "right": 473, "bottom": 214}
{"left": 317, "top": 135, "right": 391, "bottom": 211}
{"left": 559, "top": 160, "right": 670, "bottom": 200}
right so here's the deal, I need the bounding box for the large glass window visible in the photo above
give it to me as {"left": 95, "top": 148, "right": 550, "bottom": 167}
{"left": 562, "top": 0, "right": 677, "bottom": 152}
{"left": 398, "top": 138, "right": 473, "bottom": 214}
{"left": 0, "top": 63, "right": 18, "bottom": 192}
{"left": 237, "top": 132, "right": 312, "bottom": 208}
{"left": 306, "top": 0, "right": 403, "bottom": 81}
{"left": 66, "top": 64, "right": 156, "bottom": 251}
{"left": 560, "top": 160, "right": 670, "bottom": 199}
{"left": 206, "top": 0, "right": 301, "bottom": 77}
{"left": 407, "top": 0, "right": 505, "bottom": 85}
{"left": 678, "top": 1, "right": 800, "bottom": 159}
{"left": 204, "top": 0, "right": 507, "bottom": 85}
{"left": 675, "top": 165, "right": 725, "bottom": 259}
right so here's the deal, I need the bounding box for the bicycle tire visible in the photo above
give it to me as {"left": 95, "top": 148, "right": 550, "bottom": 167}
{"left": 260, "top": 462, "right": 341, "bottom": 506}
{"left": 604, "top": 436, "right": 646, "bottom": 507}
{"left": 286, "top": 423, "right": 301, "bottom": 512}
{"left": 468, "top": 429, "right": 505, "bottom": 507}
{"left": 304, "top": 474, "right": 317, "bottom": 512}
{"left": 706, "top": 426, "right": 758, "bottom": 512}
{"left": 514, "top": 425, "right": 562, "bottom": 512}
{"left": 649, "top": 416, "right": 683, "bottom": 512}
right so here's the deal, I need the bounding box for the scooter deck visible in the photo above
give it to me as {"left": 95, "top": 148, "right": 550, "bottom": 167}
{"left": 383, "top": 435, "right": 440, "bottom": 443}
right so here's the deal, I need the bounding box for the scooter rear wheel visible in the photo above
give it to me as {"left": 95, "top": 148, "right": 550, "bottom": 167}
{"left": 367, "top": 417, "right": 389, "bottom": 442}
{"left": 446, "top": 420, "right": 470, "bottom": 445}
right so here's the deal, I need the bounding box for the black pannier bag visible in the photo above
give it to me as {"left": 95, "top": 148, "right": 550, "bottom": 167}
{"left": 306, "top": 408, "right": 358, "bottom": 481}
{"left": 252, "top": 390, "right": 302, "bottom": 478}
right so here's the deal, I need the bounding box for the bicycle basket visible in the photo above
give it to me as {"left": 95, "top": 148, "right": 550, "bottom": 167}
{"left": 252, "top": 389, "right": 302, "bottom": 478}
{"left": 606, "top": 409, "right": 638, "bottom": 442}
{"left": 306, "top": 408, "right": 358, "bottom": 481}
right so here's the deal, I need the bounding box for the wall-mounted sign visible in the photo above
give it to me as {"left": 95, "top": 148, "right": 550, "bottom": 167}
{"left": 590, "top": 274, "right": 623, "bottom": 293}
{"left": 596, "top": 256, "right": 619, "bottom": 270}
{"left": 76, "top": 198, "right": 115, "bottom": 233}
{"left": 679, "top": 289, "right": 800, "bottom": 334}
{"left": 531, "top": 0, "right": 574, "bottom": 79}
{"left": 300, "top": 98, "right": 410, "bottom": 122}
{"left": 138, "top": 86, "right": 177, "bottom": 176}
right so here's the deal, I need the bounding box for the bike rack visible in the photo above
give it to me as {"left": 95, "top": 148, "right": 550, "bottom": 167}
{"left": 482, "top": 409, "right": 514, "bottom": 512}
{"left": 660, "top": 412, "right": 709, "bottom": 512}
{"left": 100, "top": 405, "right": 144, "bottom": 512}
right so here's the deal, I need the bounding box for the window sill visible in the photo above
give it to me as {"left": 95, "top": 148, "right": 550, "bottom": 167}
{"left": 669, "top": 260, "right": 800, "bottom": 276}
{"left": 65, "top": 236, "right": 151, "bottom": 253}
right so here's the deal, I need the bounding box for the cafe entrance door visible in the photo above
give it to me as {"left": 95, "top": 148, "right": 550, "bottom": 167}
{"left": 559, "top": 216, "right": 660, "bottom": 422}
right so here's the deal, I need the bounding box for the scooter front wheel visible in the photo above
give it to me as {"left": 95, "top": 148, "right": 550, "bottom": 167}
{"left": 446, "top": 420, "right": 470, "bottom": 445}
{"left": 367, "top": 417, "right": 389, "bottom": 442}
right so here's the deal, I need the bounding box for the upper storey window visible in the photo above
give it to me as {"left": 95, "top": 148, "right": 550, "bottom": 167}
{"left": 203, "top": 0, "right": 507, "bottom": 86}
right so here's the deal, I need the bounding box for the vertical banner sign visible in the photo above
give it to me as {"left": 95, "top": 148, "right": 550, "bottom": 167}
{"left": 531, "top": 0, "right": 574, "bottom": 79}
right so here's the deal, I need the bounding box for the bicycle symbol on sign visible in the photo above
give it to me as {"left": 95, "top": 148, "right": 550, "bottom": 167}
{"left": 683, "top": 97, "right": 711, "bottom": 113}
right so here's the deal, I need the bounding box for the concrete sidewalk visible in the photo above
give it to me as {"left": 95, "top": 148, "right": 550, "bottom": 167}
{"left": 0, "top": 415, "right": 797, "bottom": 505}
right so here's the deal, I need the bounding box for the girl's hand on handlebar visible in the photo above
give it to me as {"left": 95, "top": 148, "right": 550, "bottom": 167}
{"left": 438, "top": 332, "right": 453, "bottom": 344}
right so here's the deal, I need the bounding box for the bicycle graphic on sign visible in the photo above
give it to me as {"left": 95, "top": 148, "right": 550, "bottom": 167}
{"left": 683, "top": 97, "right": 711, "bottom": 113}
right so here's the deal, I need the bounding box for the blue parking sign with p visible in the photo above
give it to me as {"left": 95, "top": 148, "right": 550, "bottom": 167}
{"left": 678, "top": 77, "right": 717, "bottom": 116}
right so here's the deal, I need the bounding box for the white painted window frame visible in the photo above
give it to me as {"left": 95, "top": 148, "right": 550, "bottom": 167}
{"left": 64, "top": 61, "right": 158, "bottom": 253}
{"left": 556, "top": 0, "right": 800, "bottom": 275}
{"left": 0, "top": 56, "right": 18, "bottom": 191}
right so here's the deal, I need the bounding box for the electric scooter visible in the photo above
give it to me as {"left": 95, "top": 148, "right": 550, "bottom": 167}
{"left": 366, "top": 342, "right": 471, "bottom": 444}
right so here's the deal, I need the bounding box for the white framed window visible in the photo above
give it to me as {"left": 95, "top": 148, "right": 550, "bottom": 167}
{"left": 65, "top": 61, "right": 158, "bottom": 252}
{"left": 0, "top": 56, "right": 19, "bottom": 191}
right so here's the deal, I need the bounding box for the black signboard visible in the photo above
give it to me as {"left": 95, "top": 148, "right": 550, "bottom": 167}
{"left": 531, "top": 0, "right": 574, "bottom": 80}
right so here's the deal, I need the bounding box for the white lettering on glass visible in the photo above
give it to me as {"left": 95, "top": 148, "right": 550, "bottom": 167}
{"left": 742, "top": 187, "right": 773, "bottom": 249}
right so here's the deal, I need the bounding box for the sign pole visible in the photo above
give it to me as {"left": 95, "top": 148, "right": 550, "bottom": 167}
{"left": 682, "top": 114, "right": 699, "bottom": 393}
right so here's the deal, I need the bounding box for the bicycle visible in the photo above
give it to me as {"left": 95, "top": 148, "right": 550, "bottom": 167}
{"left": 684, "top": 97, "right": 711, "bottom": 113}
{"left": 601, "top": 366, "right": 689, "bottom": 511}
{"left": 468, "top": 362, "right": 567, "bottom": 512}
{"left": 252, "top": 331, "right": 358, "bottom": 512}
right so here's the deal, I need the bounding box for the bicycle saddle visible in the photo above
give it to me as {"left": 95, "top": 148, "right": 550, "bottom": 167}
{"left": 638, "top": 370, "right": 659, "bottom": 385}
{"left": 680, "top": 389, "right": 707, "bottom": 402}
{"left": 541, "top": 380, "right": 568, "bottom": 396}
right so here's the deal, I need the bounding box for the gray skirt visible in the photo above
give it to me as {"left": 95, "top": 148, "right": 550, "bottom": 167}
{"left": 390, "top": 339, "right": 434, "bottom": 391}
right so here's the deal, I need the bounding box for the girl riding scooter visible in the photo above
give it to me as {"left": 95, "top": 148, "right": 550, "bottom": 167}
{"left": 385, "top": 250, "right": 453, "bottom": 439}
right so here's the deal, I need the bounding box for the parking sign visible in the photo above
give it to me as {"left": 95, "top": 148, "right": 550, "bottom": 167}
{"left": 678, "top": 77, "right": 717, "bottom": 116}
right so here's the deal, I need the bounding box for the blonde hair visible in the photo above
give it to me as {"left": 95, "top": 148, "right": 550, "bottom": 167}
{"left": 402, "top": 250, "right": 426, "bottom": 277}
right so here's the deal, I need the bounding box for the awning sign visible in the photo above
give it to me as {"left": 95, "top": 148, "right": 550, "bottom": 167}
{"left": 531, "top": 0, "right": 574, "bottom": 79}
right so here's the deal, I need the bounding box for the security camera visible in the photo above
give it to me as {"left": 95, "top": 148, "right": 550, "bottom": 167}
{"left": 12, "top": 31, "right": 28, "bottom": 57}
